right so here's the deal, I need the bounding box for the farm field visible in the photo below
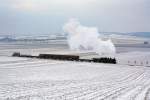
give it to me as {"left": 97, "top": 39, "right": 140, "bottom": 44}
{"left": 0, "top": 56, "right": 150, "bottom": 100}
{"left": 0, "top": 39, "right": 150, "bottom": 100}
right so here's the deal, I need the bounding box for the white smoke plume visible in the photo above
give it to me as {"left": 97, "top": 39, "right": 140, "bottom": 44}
{"left": 63, "top": 18, "right": 116, "bottom": 56}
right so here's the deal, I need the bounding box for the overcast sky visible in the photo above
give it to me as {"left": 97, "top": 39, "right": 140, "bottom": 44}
{"left": 0, "top": 0, "right": 150, "bottom": 35}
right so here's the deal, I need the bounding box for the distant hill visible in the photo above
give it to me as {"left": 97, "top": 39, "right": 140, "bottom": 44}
{"left": 0, "top": 32, "right": 149, "bottom": 43}
{"left": 100, "top": 32, "right": 150, "bottom": 38}
{"left": 0, "top": 37, "right": 16, "bottom": 42}
{"left": 128, "top": 32, "right": 150, "bottom": 38}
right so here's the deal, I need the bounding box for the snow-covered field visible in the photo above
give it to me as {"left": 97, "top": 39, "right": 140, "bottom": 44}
{"left": 0, "top": 56, "right": 150, "bottom": 100}
{"left": 0, "top": 38, "right": 150, "bottom": 100}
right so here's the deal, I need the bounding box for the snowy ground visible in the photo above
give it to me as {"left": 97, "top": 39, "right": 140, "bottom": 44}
{"left": 0, "top": 38, "right": 150, "bottom": 100}
{"left": 0, "top": 56, "right": 150, "bottom": 100}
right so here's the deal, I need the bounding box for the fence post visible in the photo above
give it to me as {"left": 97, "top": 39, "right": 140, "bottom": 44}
{"left": 128, "top": 61, "right": 130, "bottom": 65}
{"left": 141, "top": 62, "right": 143, "bottom": 66}
{"left": 134, "top": 61, "right": 136, "bottom": 66}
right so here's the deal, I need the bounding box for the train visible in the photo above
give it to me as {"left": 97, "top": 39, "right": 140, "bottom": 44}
{"left": 12, "top": 52, "right": 117, "bottom": 64}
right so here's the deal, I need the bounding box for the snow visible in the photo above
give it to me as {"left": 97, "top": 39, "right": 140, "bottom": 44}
{"left": 0, "top": 56, "right": 28, "bottom": 62}
{"left": 117, "top": 51, "right": 150, "bottom": 66}
{"left": 0, "top": 56, "right": 150, "bottom": 100}
{"left": 0, "top": 37, "right": 150, "bottom": 100}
